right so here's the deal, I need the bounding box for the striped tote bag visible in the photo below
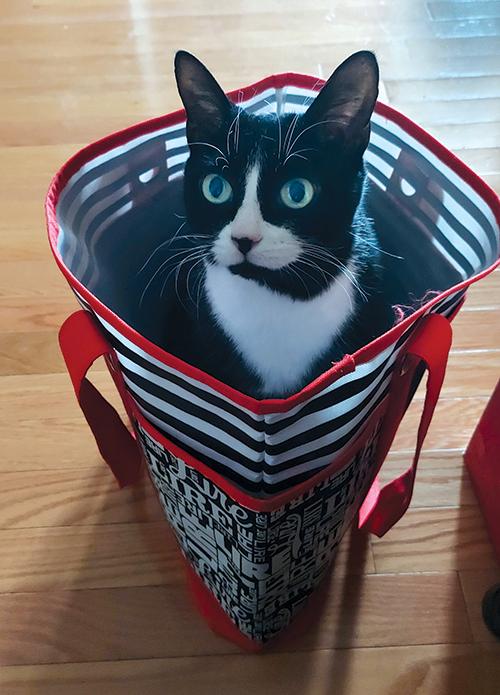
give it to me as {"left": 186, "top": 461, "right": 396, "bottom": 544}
{"left": 47, "top": 72, "right": 500, "bottom": 649}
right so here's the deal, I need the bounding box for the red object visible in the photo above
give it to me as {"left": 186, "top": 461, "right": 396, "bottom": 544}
{"left": 359, "top": 313, "right": 452, "bottom": 536}
{"left": 59, "top": 310, "right": 452, "bottom": 648}
{"left": 465, "top": 380, "right": 500, "bottom": 563}
{"left": 48, "top": 71, "right": 500, "bottom": 648}
{"left": 59, "top": 311, "right": 143, "bottom": 488}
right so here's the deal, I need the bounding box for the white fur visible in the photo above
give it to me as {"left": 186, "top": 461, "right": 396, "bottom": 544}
{"left": 204, "top": 263, "right": 356, "bottom": 396}
{"left": 211, "top": 164, "right": 302, "bottom": 269}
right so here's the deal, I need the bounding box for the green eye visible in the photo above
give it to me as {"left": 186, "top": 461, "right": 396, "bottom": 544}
{"left": 280, "top": 178, "right": 314, "bottom": 209}
{"left": 202, "top": 174, "right": 233, "bottom": 204}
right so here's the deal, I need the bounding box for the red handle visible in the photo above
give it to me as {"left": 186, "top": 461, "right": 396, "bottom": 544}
{"left": 358, "top": 313, "right": 453, "bottom": 537}
{"left": 59, "top": 310, "right": 143, "bottom": 487}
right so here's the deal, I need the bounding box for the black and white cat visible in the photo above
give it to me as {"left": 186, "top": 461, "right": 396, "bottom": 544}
{"left": 156, "top": 50, "right": 394, "bottom": 399}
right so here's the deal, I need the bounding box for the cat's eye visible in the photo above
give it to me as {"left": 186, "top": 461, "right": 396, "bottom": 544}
{"left": 280, "top": 178, "right": 314, "bottom": 209}
{"left": 201, "top": 174, "right": 233, "bottom": 204}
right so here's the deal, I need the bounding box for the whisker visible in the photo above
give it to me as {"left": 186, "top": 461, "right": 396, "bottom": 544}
{"left": 283, "top": 264, "right": 311, "bottom": 299}
{"left": 139, "top": 256, "right": 172, "bottom": 307}
{"left": 136, "top": 221, "right": 187, "bottom": 275}
{"left": 184, "top": 256, "right": 207, "bottom": 307}
{"left": 226, "top": 109, "right": 241, "bottom": 157}
{"left": 282, "top": 152, "right": 308, "bottom": 165}
{"left": 189, "top": 142, "right": 229, "bottom": 164}
{"left": 282, "top": 147, "right": 317, "bottom": 167}
{"left": 282, "top": 111, "right": 301, "bottom": 159}
{"left": 291, "top": 259, "right": 327, "bottom": 290}
{"left": 286, "top": 118, "right": 344, "bottom": 157}
{"left": 300, "top": 253, "right": 355, "bottom": 310}
{"left": 173, "top": 252, "right": 207, "bottom": 309}
{"left": 356, "top": 234, "right": 404, "bottom": 260}
{"left": 294, "top": 257, "right": 335, "bottom": 286}
{"left": 139, "top": 244, "right": 209, "bottom": 306}
{"left": 193, "top": 261, "right": 208, "bottom": 318}
{"left": 300, "top": 244, "right": 368, "bottom": 302}
{"left": 160, "top": 249, "right": 208, "bottom": 301}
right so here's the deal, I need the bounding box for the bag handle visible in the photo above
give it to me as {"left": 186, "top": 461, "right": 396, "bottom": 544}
{"left": 358, "top": 313, "right": 453, "bottom": 537}
{"left": 59, "top": 310, "right": 143, "bottom": 487}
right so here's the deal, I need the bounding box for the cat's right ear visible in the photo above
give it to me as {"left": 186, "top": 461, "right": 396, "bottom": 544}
{"left": 174, "top": 51, "right": 232, "bottom": 142}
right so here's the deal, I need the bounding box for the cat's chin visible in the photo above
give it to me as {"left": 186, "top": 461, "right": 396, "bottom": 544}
{"left": 224, "top": 260, "right": 330, "bottom": 300}
{"left": 227, "top": 260, "right": 268, "bottom": 281}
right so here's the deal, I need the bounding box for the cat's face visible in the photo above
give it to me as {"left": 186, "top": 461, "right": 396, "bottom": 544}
{"left": 175, "top": 51, "right": 378, "bottom": 300}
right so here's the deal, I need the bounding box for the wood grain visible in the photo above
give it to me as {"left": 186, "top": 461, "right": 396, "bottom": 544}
{"left": 1, "top": 644, "right": 499, "bottom": 695}
{"left": 0, "top": 572, "right": 471, "bottom": 666}
{"left": 0, "top": 0, "right": 499, "bottom": 690}
{"left": 0, "top": 469, "right": 162, "bottom": 529}
{"left": 371, "top": 506, "right": 498, "bottom": 573}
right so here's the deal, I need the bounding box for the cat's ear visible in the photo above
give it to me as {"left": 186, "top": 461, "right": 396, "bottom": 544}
{"left": 174, "top": 51, "right": 232, "bottom": 142}
{"left": 303, "top": 51, "right": 379, "bottom": 149}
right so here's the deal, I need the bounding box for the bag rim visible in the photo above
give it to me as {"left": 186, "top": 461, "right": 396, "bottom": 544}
{"left": 45, "top": 71, "right": 500, "bottom": 416}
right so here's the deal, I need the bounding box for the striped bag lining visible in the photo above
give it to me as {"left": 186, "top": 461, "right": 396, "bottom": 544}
{"left": 75, "top": 288, "right": 465, "bottom": 494}
{"left": 57, "top": 76, "right": 499, "bottom": 494}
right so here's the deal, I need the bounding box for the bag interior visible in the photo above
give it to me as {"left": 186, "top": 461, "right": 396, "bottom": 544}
{"left": 55, "top": 82, "right": 499, "bottom": 355}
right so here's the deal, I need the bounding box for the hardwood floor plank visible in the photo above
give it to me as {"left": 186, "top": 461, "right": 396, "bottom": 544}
{"left": 0, "top": 470, "right": 162, "bottom": 529}
{"left": 451, "top": 308, "right": 500, "bottom": 351}
{"left": 0, "top": 297, "right": 78, "bottom": 333}
{"left": 463, "top": 270, "right": 500, "bottom": 309}
{"left": 393, "top": 97, "right": 500, "bottom": 127}
{"left": 0, "top": 521, "right": 182, "bottom": 593}
{"left": 0, "top": 572, "right": 471, "bottom": 665}
{"left": 440, "top": 350, "right": 500, "bottom": 398}
{"left": 1, "top": 644, "right": 499, "bottom": 695}
{"left": 424, "top": 121, "right": 500, "bottom": 151}
{"left": 386, "top": 75, "right": 500, "bottom": 104}
{"left": 442, "top": 146, "right": 500, "bottom": 175}
{"left": 0, "top": 418, "right": 118, "bottom": 473}
{"left": 371, "top": 506, "right": 497, "bottom": 573}
{"left": 390, "top": 396, "right": 489, "bottom": 452}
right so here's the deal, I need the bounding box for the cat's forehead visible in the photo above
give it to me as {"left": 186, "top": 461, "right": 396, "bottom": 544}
{"left": 228, "top": 111, "right": 303, "bottom": 163}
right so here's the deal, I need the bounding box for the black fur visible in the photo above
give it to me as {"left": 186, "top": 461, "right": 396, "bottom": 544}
{"left": 152, "top": 51, "right": 394, "bottom": 398}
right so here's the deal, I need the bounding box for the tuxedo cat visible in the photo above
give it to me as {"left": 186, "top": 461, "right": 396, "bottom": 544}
{"left": 153, "top": 50, "right": 394, "bottom": 399}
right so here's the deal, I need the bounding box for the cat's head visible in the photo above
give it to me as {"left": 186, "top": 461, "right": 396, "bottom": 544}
{"left": 174, "top": 50, "right": 379, "bottom": 299}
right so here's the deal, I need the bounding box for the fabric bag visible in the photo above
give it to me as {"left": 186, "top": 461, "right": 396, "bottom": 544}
{"left": 47, "top": 72, "right": 500, "bottom": 649}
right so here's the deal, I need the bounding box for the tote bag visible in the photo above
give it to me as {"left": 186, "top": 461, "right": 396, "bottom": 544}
{"left": 47, "top": 72, "right": 500, "bottom": 649}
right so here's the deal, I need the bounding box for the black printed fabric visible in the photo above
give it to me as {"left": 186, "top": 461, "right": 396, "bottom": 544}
{"left": 137, "top": 419, "right": 381, "bottom": 643}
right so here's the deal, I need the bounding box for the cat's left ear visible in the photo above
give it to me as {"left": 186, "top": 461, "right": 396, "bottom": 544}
{"left": 303, "top": 51, "right": 379, "bottom": 149}
{"left": 174, "top": 51, "right": 233, "bottom": 142}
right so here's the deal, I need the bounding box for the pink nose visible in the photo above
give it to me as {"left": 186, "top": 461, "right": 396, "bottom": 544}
{"left": 231, "top": 236, "right": 260, "bottom": 254}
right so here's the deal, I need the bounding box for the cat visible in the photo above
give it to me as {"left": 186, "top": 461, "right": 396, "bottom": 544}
{"left": 152, "top": 50, "right": 394, "bottom": 399}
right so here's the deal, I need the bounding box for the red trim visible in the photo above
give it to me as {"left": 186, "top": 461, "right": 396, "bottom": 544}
{"left": 133, "top": 396, "right": 388, "bottom": 512}
{"left": 358, "top": 313, "right": 453, "bottom": 536}
{"left": 184, "top": 561, "right": 264, "bottom": 651}
{"left": 46, "top": 71, "right": 500, "bottom": 415}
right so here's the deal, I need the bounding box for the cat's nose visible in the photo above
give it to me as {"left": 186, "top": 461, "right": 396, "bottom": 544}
{"left": 231, "top": 236, "right": 259, "bottom": 255}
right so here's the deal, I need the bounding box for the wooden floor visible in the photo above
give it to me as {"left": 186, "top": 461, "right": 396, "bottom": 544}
{"left": 1, "top": 1, "right": 499, "bottom": 693}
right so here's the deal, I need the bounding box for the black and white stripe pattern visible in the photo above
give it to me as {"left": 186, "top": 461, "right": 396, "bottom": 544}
{"left": 75, "top": 287, "right": 465, "bottom": 494}
{"left": 60, "top": 78, "right": 498, "bottom": 494}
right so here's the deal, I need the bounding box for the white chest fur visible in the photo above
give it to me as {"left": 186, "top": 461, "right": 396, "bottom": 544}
{"left": 204, "top": 263, "right": 356, "bottom": 396}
